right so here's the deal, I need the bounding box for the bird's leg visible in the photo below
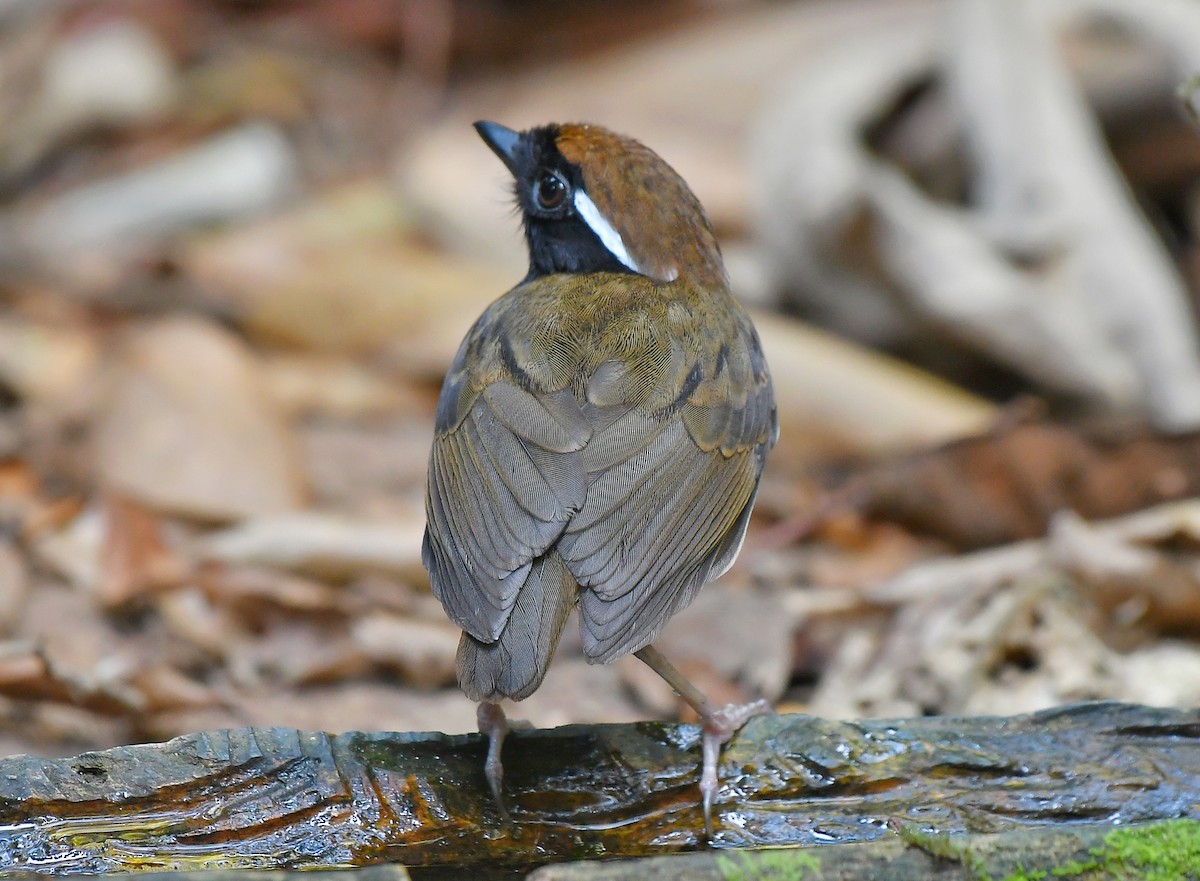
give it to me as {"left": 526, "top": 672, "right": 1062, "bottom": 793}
{"left": 635, "top": 645, "right": 772, "bottom": 838}
{"left": 477, "top": 700, "right": 512, "bottom": 823}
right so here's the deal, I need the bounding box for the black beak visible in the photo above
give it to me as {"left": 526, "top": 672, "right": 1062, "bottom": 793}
{"left": 474, "top": 120, "right": 521, "bottom": 176}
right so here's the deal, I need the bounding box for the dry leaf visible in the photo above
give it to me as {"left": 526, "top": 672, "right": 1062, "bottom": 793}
{"left": 0, "top": 640, "right": 218, "bottom": 716}
{"left": 352, "top": 612, "right": 459, "bottom": 689}
{"left": 861, "top": 421, "right": 1200, "bottom": 547}
{"left": 93, "top": 316, "right": 305, "bottom": 522}
{"left": 655, "top": 584, "right": 796, "bottom": 705}
{"left": 296, "top": 417, "right": 433, "bottom": 513}
{"left": 148, "top": 682, "right": 480, "bottom": 742}
{"left": 226, "top": 619, "right": 365, "bottom": 689}
{"left": 201, "top": 511, "right": 425, "bottom": 582}
{"left": 96, "top": 493, "right": 191, "bottom": 606}
{"left": 200, "top": 563, "right": 347, "bottom": 617}
{"left": 155, "top": 586, "right": 247, "bottom": 659}
{"left": 183, "top": 182, "right": 514, "bottom": 374}
{"left": 0, "top": 317, "right": 101, "bottom": 405}
{"left": 0, "top": 539, "right": 28, "bottom": 633}
{"left": 259, "top": 353, "right": 427, "bottom": 419}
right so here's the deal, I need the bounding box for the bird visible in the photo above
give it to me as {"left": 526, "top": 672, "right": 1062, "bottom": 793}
{"left": 422, "top": 120, "right": 777, "bottom": 838}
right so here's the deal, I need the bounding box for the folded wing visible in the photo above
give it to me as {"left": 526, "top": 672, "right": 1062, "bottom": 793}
{"left": 563, "top": 314, "right": 777, "bottom": 663}
{"left": 423, "top": 375, "right": 590, "bottom": 644}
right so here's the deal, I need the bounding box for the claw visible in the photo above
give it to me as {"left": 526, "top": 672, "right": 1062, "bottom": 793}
{"left": 635, "top": 644, "right": 775, "bottom": 840}
{"left": 698, "top": 699, "right": 773, "bottom": 838}
{"left": 699, "top": 725, "right": 721, "bottom": 840}
{"left": 477, "top": 701, "right": 512, "bottom": 823}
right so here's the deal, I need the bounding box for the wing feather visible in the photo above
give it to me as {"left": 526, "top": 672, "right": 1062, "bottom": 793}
{"left": 424, "top": 376, "right": 588, "bottom": 644}
{"left": 564, "top": 431, "right": 710, "bottom": 592}
{"left": 575, "top": 469, "right": 755, "bottom": 661}
{"left": 425, "top": 278, "right": 776, "bottom": 689}
{"left": 562, "top": 309, "right": 776, "bottom": 664}
{"left": 472, "top": 401, "right": 568, "bottom": 521}
{"left": 455, "top": 551, "right": 578, "bottom": 701}
{"left": 483, "top": 383, "right": 590, "bottom": 453}
{"left": 570, "top": 446, "right": 757, "bottom": 661}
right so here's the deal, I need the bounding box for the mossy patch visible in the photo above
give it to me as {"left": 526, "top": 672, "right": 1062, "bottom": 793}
{"left": 1099, "top": 819, "right": 1200, "bottom": 881}
{"left": 1041, "top": 819, "right": 1200, "bottom": 880}
{"left": 715, "top": 847, "right": 821, "bottom": 881}
{"left": 897, "top": 819, "right": 1200, "bottom": 881}
{"left": 895, "top": 824, "right": 991, "bottom": 876}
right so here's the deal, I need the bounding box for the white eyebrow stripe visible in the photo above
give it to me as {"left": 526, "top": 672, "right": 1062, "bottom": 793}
{"left": 573, "top": 190, "right": 640, "bottom": 273}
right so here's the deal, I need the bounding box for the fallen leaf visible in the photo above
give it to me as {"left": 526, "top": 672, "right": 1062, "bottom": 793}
{"left": 93, "top": 316, "right": 306, "bottom": 522}
{"left": 155, "top": 586, "right": 246, "bottom": 659}
{"left": 860, "top": 421, "right": 1200, "bottom": 547}
{"left": 226, "top": 619, "right": 366, "bottom": 689}
{"left": 183, "top": 182, "right": 514, "bottom": 374}
{"left": 32, "top": 505, "right": 103, "bottom": 592}
{"left": 201, "top": 511, "right": 425, "bottom": 582}
{"left": 147, "top": 682, "right": 479, "bottom": 742}
{"left": 96, "top": 493, "right": 191, "bottom": 606}
{"left": 200, "top": 563, "right": 347, "bottom": 617}
{"left": 0, "top": 316, "right": 101, "bottom": 405}
{"left": 0, "top": 538, "right": 28, "bottom": 633}
{"left": 296, "top": 417, "right": 432, "bottom": 513}
{"left": 259, "top": 353, "right": 428, "bottom": 419}
{"left": 0, "top": 640, "right": 217, "bottom": 716}
{"left": 655, "top": 584, "right": 796, "bottom": 705}
{"left": 352, "top": 612, "right": 460, "bottom": 689}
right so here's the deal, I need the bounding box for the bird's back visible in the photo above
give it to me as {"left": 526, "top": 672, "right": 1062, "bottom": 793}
{"left": 425, "top": 272, "right": 775, "bottom": 701}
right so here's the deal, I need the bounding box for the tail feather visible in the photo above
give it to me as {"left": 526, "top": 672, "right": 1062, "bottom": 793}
{"left": 456, "top": 551, "right": 577, "bottom": 701}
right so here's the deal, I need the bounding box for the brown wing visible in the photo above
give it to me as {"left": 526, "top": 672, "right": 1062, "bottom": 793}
{"left": 561, "top": 310, "right": 777, "bottom": 664}
{"left": 422, "top": 324, "right": 591, "bottom": 646}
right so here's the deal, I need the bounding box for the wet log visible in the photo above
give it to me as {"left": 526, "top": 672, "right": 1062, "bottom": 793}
{"left": 0, "top": 702, "right": 1198, "bottom": 877}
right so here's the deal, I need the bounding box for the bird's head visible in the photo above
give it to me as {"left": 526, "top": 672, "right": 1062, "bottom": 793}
{"left": 475, "top": 120, "right": 727, "bottom": 291}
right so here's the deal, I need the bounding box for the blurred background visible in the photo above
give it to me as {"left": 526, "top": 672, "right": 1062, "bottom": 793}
{"left": 1, "top": 0, "right": 1200, "bottom": 759}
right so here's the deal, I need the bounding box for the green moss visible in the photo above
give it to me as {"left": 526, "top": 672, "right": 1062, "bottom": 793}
{"left": 894, "top": 824, "right": 991, "bottom": 877}
{"left": 893, "top": 820, "right": 1200, "bottom": 881}
{"left": 1097, "top": 819, "right": 1200, "bottom": 881}
{"left": 1000, "top": 866, "right": 1048, "bottom": 881}
{"left": 1050, "top": 859, "right": 1101, "bottom": 877}
{"left": 894, "top": 825, "right": 966, "bottom": 861}
{"left": 715, "top": 847, "right": 820, "bottom": 881}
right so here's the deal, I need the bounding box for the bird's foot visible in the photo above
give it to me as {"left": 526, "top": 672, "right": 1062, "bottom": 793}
{"left": 633, "top": 645, "right": 774, "bottom": 839}
{"left": 477, "top": 701, "right": 512, "bottom": 823}
{"left": 698, "top": 699, "right": 774, "bottom": 840}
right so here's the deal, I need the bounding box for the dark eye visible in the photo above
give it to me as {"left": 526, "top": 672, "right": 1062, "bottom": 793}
{"left": 534, "top": 172, "right": 568, "bottom": 210}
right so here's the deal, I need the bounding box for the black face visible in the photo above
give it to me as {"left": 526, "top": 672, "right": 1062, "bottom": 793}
{"left": 475, "top": 121, "right": 636, "bottom": 282}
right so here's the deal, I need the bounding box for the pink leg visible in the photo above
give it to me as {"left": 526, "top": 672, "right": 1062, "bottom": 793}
{"left": 635, "top": 645, "right": 773, "bottom": 839}
{"left": 477, "top": 700, "right": 512, "bottom": 822}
